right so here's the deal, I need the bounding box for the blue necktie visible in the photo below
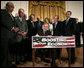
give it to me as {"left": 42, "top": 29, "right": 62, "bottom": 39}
{"left": 38, "top": 21, "right": 41, "bottom": 28}
{"left": 54, "top": 23, "right": 57, "bottom": 29}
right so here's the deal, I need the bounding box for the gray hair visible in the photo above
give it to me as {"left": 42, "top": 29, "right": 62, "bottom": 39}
{"left": 18, "top": 8, "right": 24, "bottom": 14}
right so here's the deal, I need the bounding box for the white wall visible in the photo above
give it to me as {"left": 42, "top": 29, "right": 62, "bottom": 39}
{"left": 66, "top": 1, "right": 83, "bottom": 22}
{"left": 1, "top": 1, "right": 29, "bottom": 19}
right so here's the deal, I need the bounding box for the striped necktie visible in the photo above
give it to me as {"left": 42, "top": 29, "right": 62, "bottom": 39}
{"left": 31, "top": 21, "right": 34, "bottom": 27}
{"left": 10, "top": 13, "right": 14, "bottom": 21}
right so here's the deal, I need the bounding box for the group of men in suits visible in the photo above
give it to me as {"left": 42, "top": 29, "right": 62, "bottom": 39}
{"left": 1, "top": 2, "right": 83, "bottom": 67}
{"left": 25, "top": 11, "right": 80, "bottom": 67}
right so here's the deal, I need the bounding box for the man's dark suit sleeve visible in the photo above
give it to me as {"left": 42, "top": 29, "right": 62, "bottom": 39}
{"left": 48, "top": 30, "right": 51, "bottom": 35}
{"left": 80, "top": 23, "right": 83, "bottom": 32}
{"left": 72, "top": 18, "right": 77, "bottom": 35}
{"left": 1, "top": 10, "right": 14, "bottom": 31}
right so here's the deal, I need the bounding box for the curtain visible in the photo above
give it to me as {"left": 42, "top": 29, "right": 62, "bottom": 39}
{"left": 29, "top": 1, "right": 66, "bottom": 21}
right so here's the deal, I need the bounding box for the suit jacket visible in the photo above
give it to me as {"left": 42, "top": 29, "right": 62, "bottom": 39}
{"left": 80, "top": 23, "right": 83, "bottom": 33}
{"left": 1, "top": 9, "right": 16, "bottom": 43}
{"left": 53, "top": 21, "right": 62, "bottom": 36}
{"left": 35, "top": 21, "right": 44, "bottom": 30}
{"left": 62, "top": 18, "right": 76, "bottom": 36}
{"left": 75, "top": 22, "right": 81, "bottom": 34}
{"left": 26, "top": 19, "right": 37, "bottom": 37}
{"left": 15, "top": 16, "right": 28, "bottom": 42}
{"left": 1, "top": 9, "right": 17, "bottom": 67}
{"left": 37, "top": 29, "right": 51, "bottom": 36}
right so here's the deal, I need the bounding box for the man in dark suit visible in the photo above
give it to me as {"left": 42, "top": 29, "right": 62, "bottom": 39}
{"left": 80, "top": 22, "right": 83, "bottom": 43}
{"left": 1, "top": 2, "right": 19, "bottom": 67}
{"left": 15, "top": 8, "right": 28, "bottom": 64}
{"left": 51, "top": 15, "right": 62, "bottom": 67}
{"left": 27, "top": 14, "right": 37, "bottom": 37}
{"left": 26, "top": 14, "right": 37, "bottom": 61}
{"left": 62, "top": 11, "right": 76, "bottom": 64}
{"left": 35, "top": 16, "right": 44, "bottom": 30}
{"left": 36, "top": 23, "right": 51, "bottom": 63}
{"left": 75, "top": 18, "right": 81, "bottom": 47}
{"left": 53, "top": 15, "right": 63, "bottom": 36}
{"left": 37, "top": 23, "right": 51, "bottom": 36}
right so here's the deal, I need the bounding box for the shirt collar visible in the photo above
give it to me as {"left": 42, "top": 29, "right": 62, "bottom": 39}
{"left": 31, "top": 21, "right": 33, "bottom": 23}
{"left": 67, "top": 17, "right": 70, "bottom": 20}
{"left": 19, "top": 17, "right": 22, "bottom": 21}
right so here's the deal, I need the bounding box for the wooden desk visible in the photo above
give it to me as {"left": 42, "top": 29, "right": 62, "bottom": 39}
{"left": 32, "top": 48, "right": 71, "bottom": 67}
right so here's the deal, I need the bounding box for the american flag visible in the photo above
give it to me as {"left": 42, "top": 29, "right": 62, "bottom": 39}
{"left": 32, "top": 36, "right": 75, "bottom": 48}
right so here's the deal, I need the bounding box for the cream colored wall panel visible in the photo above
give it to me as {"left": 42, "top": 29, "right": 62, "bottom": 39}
{"left": 12, "top": 1, "right": 20, "bottom": 17}
{"left": 66, "top": 1, "right": 83, "bottom": 22}
{"left": 1, "top": 1, "right": 9, "bottom": 9}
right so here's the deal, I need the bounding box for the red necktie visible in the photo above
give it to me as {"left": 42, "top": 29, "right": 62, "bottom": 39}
{"left": 44, "top": 31, "right": 46, "bottom": 36}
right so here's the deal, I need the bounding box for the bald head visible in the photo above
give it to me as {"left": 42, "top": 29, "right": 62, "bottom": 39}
{"left": 6, "top": 2, "right": 14, "bottom": 13}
